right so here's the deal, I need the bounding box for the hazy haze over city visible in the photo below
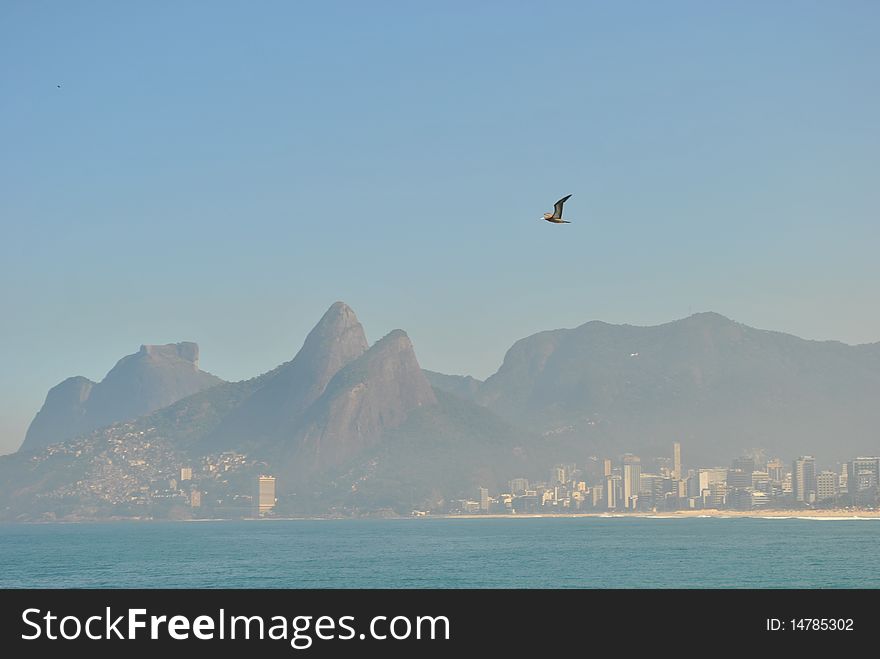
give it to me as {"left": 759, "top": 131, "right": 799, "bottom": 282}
{"left": 2, "top": 1, "right": 879, "bottom": 456}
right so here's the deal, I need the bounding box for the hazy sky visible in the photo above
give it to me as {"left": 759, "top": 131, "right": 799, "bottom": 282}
{"left": 1, "top": 1, "right": 878, "bottom": 455}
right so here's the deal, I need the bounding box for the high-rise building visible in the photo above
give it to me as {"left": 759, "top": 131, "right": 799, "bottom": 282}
{"left": 672, "top": 442, "right": 682, "bottom": 480}
{"left": 751, "top": 471, "right": 770, "bottom": 493}
{"left": 508, "top": 478, "right": 529, "bottom": 495}
{"left": 622, "top": 455, "right": 641, "bottom": 510}
{"left": 708, "top": 481, "right": 727, "bottom": 508}
{"left": 689, "top": 468, "right": 727, "bottom": 506}
{"left": 839, "top": 464, "right": 849, "bottom": 494}
{"left": 686, "top": 470, "right": 702, "bottom": 498}
{"left": 479, "top": 487, "right": 489, "bottom": 512}
{"left": 180, "top": 467, "right": 192, "bottom": 482}
{"left": 639, "top": 473, "right": 660, "bottom": 496}
{"left": 847, "top": 457, "right": 879, "bottom": 495}
{"left": 816, "top": 471, "right": 839, "bottom": 502}
{"left": 654, "top": 457, "right": 672, "bottom": 477}
{"left": 656, "top": 477, "right": 676, "bottom": 508}
{"left": 703, "top": 483, "right": 722, "bottom": 508}
{"left": 732, "top": 457, "right": 755, "bottom": 474}
{"left": 677, "top": 478, "right": 688, "bottom": 498}
{"left": 728, "top": 488, "right": 753, "bottom": 511}
{"left": 749, "top": 491, "right": 770, "bottom": 509}
{"left": 603, "top": 459, "right": 612, "bottom": 478}
{"left": 552, "top": 466, "right": 567, "bottom": 485}
{"left": 190, "top": 489, "right": 201, "bottom": 508}
{"left": 606, "top": 475, "right": 620, "bottom": 510}
{"left": 767, "top": 458, "right": 785, "bottom": 483}
{"left": 694, "top": 467, "right": 727, "bottom": 492}
{"left": 792, "top": 457, "right": 816, "bottom": 503}
{"left": 781, "top": 472, "right": 793, "bottom": 495}
{"left": 512, "top": 494, "right": 539, "bottom": 514}
{"left": 727, "top": 469, "right": 752, "bottom": 489}
{"left": 258, "top": 475, "right": 276, "bottom": 515}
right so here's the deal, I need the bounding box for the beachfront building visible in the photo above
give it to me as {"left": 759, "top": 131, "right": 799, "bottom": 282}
{"left": 816, "top": 471, "right": 839, "bottom": 502}
{"left": 258, "top": 475, "right": 276, "bottom": 516}
{"left": 792, "top": 456, "right": 816, "bottom": 503}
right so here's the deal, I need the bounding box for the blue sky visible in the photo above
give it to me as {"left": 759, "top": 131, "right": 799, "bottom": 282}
{"left": 1, "top": 1, "right": 878, "bottom": 454}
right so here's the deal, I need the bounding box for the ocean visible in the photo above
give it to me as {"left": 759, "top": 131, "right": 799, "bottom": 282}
{"left": 2, "top": 517, "right": 879, "bottom": 588}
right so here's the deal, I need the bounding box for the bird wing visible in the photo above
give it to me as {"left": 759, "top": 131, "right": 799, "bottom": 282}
{"left": 553, "top": 194, "right": 572, "bottom": 219}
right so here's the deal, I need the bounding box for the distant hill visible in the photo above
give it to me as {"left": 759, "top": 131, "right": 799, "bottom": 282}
{"left": 199, "top": 304, "right": 442, "bottom": 483}
{"left": 423, "top": 370, "right": 482, "bottom": 400}
{"left": 291, "top": 389, "right": 537, "bottom": 514}
{"left": 140, "top": 307, "right": 521, "bottom": 500}
{"left": 477, "top": 312, "right": 880, "bottom": 464}
{"left": 282, "top": 329, "right": 438, "bottom": 482}
{"left": 205, "top": 301, "right": 370, "bottom": 454}
{"left": 21, "top": 342, "right": 223, "bottom": 452}
{"left": 1, "top": 303, "right": 525, "bottom": 519}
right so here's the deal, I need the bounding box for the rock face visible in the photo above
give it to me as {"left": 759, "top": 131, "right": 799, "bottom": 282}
{"left": 206, "top": 304, "right": 438, "bottom": 481}
{"left": 21, "top": 376, "right": 94, "bottom": 450}
{"left": 21, "top": 342, "right": 222, "bottom": 452}
{"left": 290, "top": 330, "right": 438, "bottom": 474}
{"left": 207, "top": 301, "right": 369, "bottom": 451}
{"left": 478, "top": 312, "right": 880, "bottom": 464}
{"left": 423, "top": 370, "right": 482, "bottom": 400}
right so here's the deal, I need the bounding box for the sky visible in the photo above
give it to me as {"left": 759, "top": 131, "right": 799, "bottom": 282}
{"left": 1, "top": 1, "right": 878, "bottom": 455}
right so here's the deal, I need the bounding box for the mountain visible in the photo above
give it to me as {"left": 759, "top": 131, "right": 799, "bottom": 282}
{"left": 203, "top": 306, "right": 447, "bottom": 488}
{"left": 21, "top": 343, "right": 223, "bottom": 452}
{"left": 423, "top": 370, "right": 482, "bottom": 400}
{"left": 1, "top": 302, "right": 526, "bottom": 519}
{"left": 284, "top": 329, "right": 438, "bottom": 479}
{"left": 165, "top": 306, "right": 521, "bottom": 500}
{"left": 478, "top": 312, "right": 880, "bottom": 464}
{"left": 21, "top": 376, "right": 94, "bottom": 451}
{"left": 203, "top": 305, "right": 444, "bottom": 482}
{"left": 7, "top": 305, "right": 880, "bottom": 520}
{"left": 206, "top": 301, "right": 369, "bottom": 453}
{"left": 298, "top": 388, "right": 537, "bottom": 514}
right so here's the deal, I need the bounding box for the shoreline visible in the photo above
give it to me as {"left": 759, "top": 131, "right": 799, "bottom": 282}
{"left": 185, "top": 508, "right": 880, "bottom": 522}
{"left": 7, "top": 508, "right": 880, "bottom": 524}
{"left": 436, "top": 509, "right": 880, "bottom": 520}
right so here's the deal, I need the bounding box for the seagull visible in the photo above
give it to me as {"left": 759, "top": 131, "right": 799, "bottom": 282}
{"left": 541, "top": 194, "right": 572, "bottom": 224}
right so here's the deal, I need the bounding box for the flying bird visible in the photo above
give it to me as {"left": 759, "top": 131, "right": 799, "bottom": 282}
{"left": 542, "top": 194, "right": 572, "bottom": 224}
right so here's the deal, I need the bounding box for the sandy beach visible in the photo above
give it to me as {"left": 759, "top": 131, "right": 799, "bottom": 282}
{"left": 442, "top": 509, "right": 880, "bottom": 520}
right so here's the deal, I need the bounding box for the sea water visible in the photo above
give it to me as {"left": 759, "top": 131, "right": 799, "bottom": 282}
{"left": 1, "top": 517, "right": 878, "bottom": 588}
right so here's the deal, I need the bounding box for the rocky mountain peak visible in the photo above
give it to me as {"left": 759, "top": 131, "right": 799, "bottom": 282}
{"left": 287, "top": 329, "right": 437, "bottom": 476}
{"left": 139, "top": 342, "right": 200, "bottom": 366}
{"left": 20, "top": 343, "right": 222, "bottom": 452}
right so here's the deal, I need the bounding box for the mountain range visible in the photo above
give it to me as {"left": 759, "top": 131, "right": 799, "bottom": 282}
{"left": 476, "top": 312, "right": 880, "bottom": 465}
{"left": 3, "top": 302, "right": 879, "bottom": 518}
{"left": 21, "top": 342, "right": 222, "bottom": 452}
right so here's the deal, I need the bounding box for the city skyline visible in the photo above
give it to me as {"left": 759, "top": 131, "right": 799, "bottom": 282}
{"left": 461, "top": 441, "right": 878, "bottom": 516}
{"left": 8, "top": 425, "right": 878, "bottom": 521}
